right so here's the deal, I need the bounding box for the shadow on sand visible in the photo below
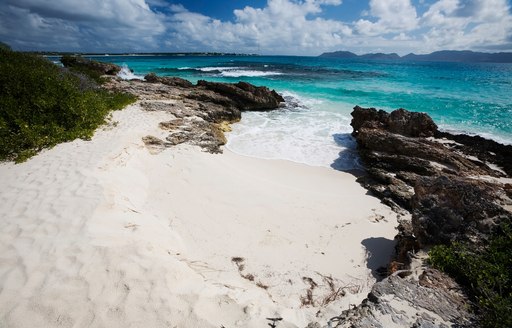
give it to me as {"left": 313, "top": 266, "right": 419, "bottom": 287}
{"left": 361, "top": 237, "right": 396, "bottom": 280}
{"left": 330, "top": 133, "right": 365, "bottom": 176}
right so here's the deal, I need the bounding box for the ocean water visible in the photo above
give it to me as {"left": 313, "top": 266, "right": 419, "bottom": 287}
{"left": 87, "top": 55, "right": 512, "bottom": 170}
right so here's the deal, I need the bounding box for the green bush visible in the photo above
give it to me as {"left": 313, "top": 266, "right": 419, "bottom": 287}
{"left": 429, "top": 223, "right": 512, "bottom": 328}
{"left": 0, "top": 41, "right": 11, "bottom": 51}
{"left": 61, "top": 54, "right": 107, "bottom": 84}
{"left": 0, "top": 49, "right": 136, "bottom": 162}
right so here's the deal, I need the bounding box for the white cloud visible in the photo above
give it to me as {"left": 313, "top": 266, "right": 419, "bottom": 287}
{"left": 355, "top": 0, "right": 418, "bottom": 36}
{"left": 0, "top": 0, "right": 511, "bottom": 54}
{"left": 164, "top": 0, "right": 351, "bottom": 54}
{"left": 419, "top": 0, "right": 512, "bottom": 52}
{"left": 0, "top": 0, "right": 165, "bottom": 51}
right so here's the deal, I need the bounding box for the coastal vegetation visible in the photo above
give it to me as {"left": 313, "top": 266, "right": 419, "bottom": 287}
{"left": 0, "top": 48, "right": 136, "bottom": 162}
{"left": 429, "top": 224, "right": 512, "bottom": 328}
{"left": 0, "top": 41, "right": 11, "bottom": 51}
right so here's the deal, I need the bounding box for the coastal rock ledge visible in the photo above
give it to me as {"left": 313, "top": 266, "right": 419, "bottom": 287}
{"left": 60, "top": 56, "right": 284, "bottom": 153}
{"left": 327, "top": 106, "right": 512, "bottom": 328}
{"left": 103, "top": 73, "right": 284, "bottom": 153}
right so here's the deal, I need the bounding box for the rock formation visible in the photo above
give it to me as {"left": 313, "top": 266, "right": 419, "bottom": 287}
{"left": 144, "top": 73, "right": 193, "bottom": 88}
{"left": 331, "top": 106, "right": 512, "bottom": 328}
{"left": 194, "top": 80, "right": 285, "bottom": 111}
{"left": 103, "top": 73, "right": 283, "bottom": 153}
{"left": 351, "top": 106, "right": 512, "bottom": 247}
{"left": 61, "top": 55, "right": 121, "bottom": 75}
{"left": 329, "top": 268, "right": 475, "bottom": 328}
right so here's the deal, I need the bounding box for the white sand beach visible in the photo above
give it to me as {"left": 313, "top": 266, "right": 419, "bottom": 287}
{"left": 0, "top": 104, "right": 398, "bottom": 328}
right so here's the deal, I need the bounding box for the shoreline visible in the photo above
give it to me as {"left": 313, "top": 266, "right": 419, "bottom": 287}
{"left": 0, "top": 103, "right": 400, "bottom": 327}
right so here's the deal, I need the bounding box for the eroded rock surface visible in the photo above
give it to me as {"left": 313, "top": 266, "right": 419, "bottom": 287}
{"left": 103, "top": 75, "right": 283, "bottom": 153}
{"left": 329, "top": 106, "right": 512, "bottom": 328}
{"left": 144, "top": 73, "right": 193, "bottom": 88}
{"left": 61, "top": 55, "right": 121, "bottom": 75}
{"left": 352, "top": 106, "right": 512, "bottom": 247}
{"left": 327, "top": 265, "right": 475, "bottom": 328}
{"left": 195, "top": 80, "right": 285, "bottom": 110}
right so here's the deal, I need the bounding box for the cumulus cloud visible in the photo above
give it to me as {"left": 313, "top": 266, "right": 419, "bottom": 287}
{"left": 164, "top": 0, "right": 351, "bottom": 54}
{"left": 355, "top": 0, "right": 418, "bottom": 36}
{"left": 0, "top": 0, "right": 511, "bottom": 54}
{"left": 419, "top": 0, "right": 512, "bottom": 52}
{"left": 0, "top": 0, "right": 165, "bottom": 51}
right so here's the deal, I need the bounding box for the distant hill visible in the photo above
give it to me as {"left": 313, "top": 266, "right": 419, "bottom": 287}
{"left": 359, "top": 53, "right": 400, "bottom": 60}
{"left": 319, "top": 50, "right": 512, "bottom": 63}
{"left": 319, "top": 51, "right": 358, "bottom": 59}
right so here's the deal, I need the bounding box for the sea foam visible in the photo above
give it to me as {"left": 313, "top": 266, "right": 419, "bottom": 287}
{"left": 226, "top": 92, "right": 361, "bottom": 171}
{"left": 182, "top": 66, "right": 283, "bottom": 77}
{"left": 117, "top": 64, "right": 144, "bottom": 80}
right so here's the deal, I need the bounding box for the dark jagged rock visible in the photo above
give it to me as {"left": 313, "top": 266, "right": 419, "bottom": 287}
{"left": 144, "top": 73, "right": 193, "bottom": 88}
{"left": 412, "top": 176, "right": 510, "bottom": 246}
{"left": 60, "top": 55, "right": 121, "bottom": 75}
{"left": 358, "top": 128, "right": 495, "bottom": 177}
{"left": 337, "top": 106, "right": 512, "bottom": 327}
{"left": 195, "top": 80, "right": 284, "bottom": 111}
{"left": 435, "top": 130, "right": 512, "bottom": 176}
{"left": 351, "top": 106, "right": 437, "bottom": 138}
{"left": 352, "top": 106, "right": 511, "bottom": 247}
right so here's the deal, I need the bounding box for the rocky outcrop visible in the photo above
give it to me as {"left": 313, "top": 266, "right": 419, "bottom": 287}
{"left": 435, "top": 131, "right": 512, "bottom": 177}
{"left": 193, "top": 80, "right": 285, "bottom": 111}
{"left": 144, "top": 73, "right": 193, "bottom": 88}
{"left": 332, "top": 106, "right": 512, "bottom": 328}
{"left": 61, "top": 55, "right": 121, "bottom": 75}
{"left": 103, "top": 73, "right": 283, "bottom": 153}
{"left": 330, "top": 267, "right": 475, "bottom": 328}
{"left": 351, "top": 106, "right": 437, "bottom": 138}
{"left": 351, "top": 106, "right": 512, "bottom": 247}
{"left": 412, "top": 176, "right": 511, "bottom": 246}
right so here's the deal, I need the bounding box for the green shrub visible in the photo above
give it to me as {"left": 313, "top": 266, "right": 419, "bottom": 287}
{"left": 429, "top": 223, "right": 512, "bottom": 328}
{"left": 0, "top": 41, "right": 11, "bottom": 51}
{"left": 0, "top": 49, "right": 136, "bottom": 162}
{"left": 61, "top": 54, "right": 107, "bottom": 84}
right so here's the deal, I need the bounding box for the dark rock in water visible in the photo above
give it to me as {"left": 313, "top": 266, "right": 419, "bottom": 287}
{"left": 351, "top": 106, "right": 437, "bottom": 138}
{"left": 60, "top": 55, "right": 121, "bottom": 75}
{"left": 195, "top": 80, "right": 284, "bottom": 111}
{"left": 144, "top": 73, "right": 193, "bottom": 88}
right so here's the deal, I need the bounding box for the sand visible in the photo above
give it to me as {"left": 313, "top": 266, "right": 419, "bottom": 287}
{"left": 0, "top": 104, "right": 398, "bottom": 328}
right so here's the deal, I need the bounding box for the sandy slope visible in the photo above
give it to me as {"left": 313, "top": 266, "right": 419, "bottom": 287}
{"left": 0, "top": 104, "right": 398, "bottom": 328}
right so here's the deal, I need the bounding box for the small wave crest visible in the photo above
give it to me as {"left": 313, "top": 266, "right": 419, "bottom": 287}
{"left": 220, "top": 70, "right": 283, "bottom": 77}
{"left": 198, "top": 66, "right": 241, "bottom": 72}
{"left": 281, "top": 91, "right": 323, "bottom": 109}
{"left": 117, "top": 64, "right": 144, "bottom": 80}
{"left": 226, "top": 92, "right": 361, "bottom": 171}
{"left": 175, "top": 66, "right": 283, "bottom": 77}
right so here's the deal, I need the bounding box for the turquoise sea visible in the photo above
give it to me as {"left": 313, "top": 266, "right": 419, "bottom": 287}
{"left": 84, "top": 55, "right": 512, "bottom": 169}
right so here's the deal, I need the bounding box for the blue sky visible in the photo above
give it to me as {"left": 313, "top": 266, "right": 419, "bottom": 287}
{"left": 1, "top": 0, "right": 511, "bottom": 55}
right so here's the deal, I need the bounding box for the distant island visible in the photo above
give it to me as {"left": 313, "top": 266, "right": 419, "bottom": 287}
{"left": 319, "top": 50, "right": 512, "bottom": 63}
